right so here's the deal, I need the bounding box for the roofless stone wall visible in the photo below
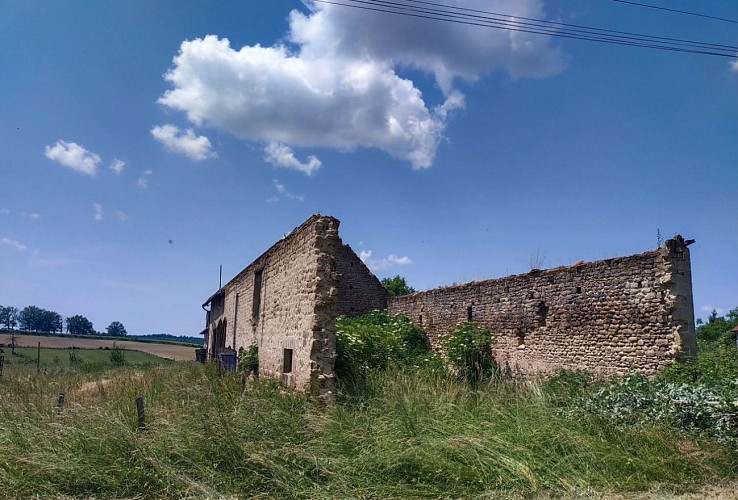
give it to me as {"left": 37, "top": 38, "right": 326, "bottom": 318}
{"left": 388, "top": 236, "right": 695, "bottom": 377}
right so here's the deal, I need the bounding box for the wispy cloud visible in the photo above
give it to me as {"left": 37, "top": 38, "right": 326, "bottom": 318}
{"left": 266, "top": 179, "right": 304, "bottom": 203}
{"left": 116, "top": 211, "right": 130, "bottom": 222}
{"left": 44, "top": 140, "right": 101, "bottom": 176}
{"left": 110, "top": 158, "right": 126, "bottom": 174}
{"left": 151, "top": 124, "right": 217, "bottom": 161}
{"left": 0, "top": 208, "right": 9, "bottom": 215}
{"left": 27, "top": 213, "right": 41, "bottom": 219}
{"left": 93, "top": 203, "right": 103, "bottom": 222}
{"left": 731, "top": 57, "right": 738, "bottom": 72}
{"left": 1, "top": 237, "right": 27, "bottom": 252}
{"left": 359, "top": 249, "right": 412, "bottom": 271}
{"left": 137, "top": 170, "right": 152, "bottom": 189}
{"left": 264, "top": 143, "right": 321, "bottom": 176}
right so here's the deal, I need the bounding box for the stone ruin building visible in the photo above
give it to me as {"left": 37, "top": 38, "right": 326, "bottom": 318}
{"left": 201, "top": 215, "right": 388, "bottom": 397}
{"left": 201, "top": 214, "right": 696, "bottom": 396}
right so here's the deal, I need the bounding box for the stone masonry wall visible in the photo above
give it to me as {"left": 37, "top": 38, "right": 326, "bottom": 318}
{"left": 388, "top": 236, "right": 696, "bottom": 377}
{"left": 205, "top": 214, "right": 340, "bottom": 396}
{"left": 334, "top": 242, "right": 389, "bottom": 316}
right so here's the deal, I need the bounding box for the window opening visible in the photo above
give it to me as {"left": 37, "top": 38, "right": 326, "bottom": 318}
{"left": 252, "top": 269, "right": 263, "bottom": 321}
{"left": 516, "top": 331, "right": 526, "bottom": 347}
{"left": 283, "top": 348, "right": 293, "bottom": 374}
{"left": 467, "top": 306, "right": 473, "bottom": 321}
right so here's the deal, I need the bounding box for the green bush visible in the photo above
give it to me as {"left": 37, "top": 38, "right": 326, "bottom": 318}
{"left": 442, "top": 321, "right": 497, "bottom": 384}
{"left": 68, "top": 349, "right": 84, "bottom": 365}
{"left": 335, "top": 310, "right": 439, "bottom": 382}
{"left": 108, "top": 346, "right": 125, "bottom": 365}
{"left": 239, "top": 342, "right": 259, "bottom": 374}
{"left": 573, "top": 374, "right": 738, "bottom": 448}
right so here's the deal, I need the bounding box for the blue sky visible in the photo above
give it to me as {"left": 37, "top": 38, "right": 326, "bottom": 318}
{"left": 1, "top": 0, "right": 736, "bottom": 336}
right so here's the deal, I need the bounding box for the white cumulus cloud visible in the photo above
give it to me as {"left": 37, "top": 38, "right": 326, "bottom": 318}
{"left": 264, "top": 143, "right": 321, "bottom": 175}
{"left": 731, "top": 57, "right": 738, "bottom": 72}
{"left": 157, "top": 1, "right": 560, "bottom": 170}
{"left": 1, "top": 237, "right": 27, "bottom": 252}
{"left": 93, "top": 203, "right": 103, "bottom": 222}
{"left": 44, "top": 140, "right": 101, "bottom": 176}
{"left": 110, "top": 158, "right": 126, "bottom": 174}
{"left": 151, "top": 124, "right": 217, "bottom": 161}
{"left": 359, "top": 250, "right": 412, "bottom": 271}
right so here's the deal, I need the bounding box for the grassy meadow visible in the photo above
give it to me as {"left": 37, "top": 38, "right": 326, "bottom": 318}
{"left": 0, "top": 361, "right": 736, "bottom": 498}
{"left": 1, "top": 311, "right": 737, "bottom": 498}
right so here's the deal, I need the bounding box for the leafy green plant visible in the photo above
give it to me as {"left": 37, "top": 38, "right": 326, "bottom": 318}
{"left": 68, "top": 348, "right": 84, "bottom": 365}
{"left": 335, "top": 310, "right": 438, "bottom": 382}
{"left": 239, "top": 342, "right": 259, "bottom": 374}
{"left": 573, "top": 374, "right": 738, "bottom": 448}
{"left": 442, "top": 321, "right": 497, "bottom": 384}
{"left": 108, "top": 345, "right": 125, "bottom": 365}
{"left": 380, "top": 275, "right": 416, "bottom": 296}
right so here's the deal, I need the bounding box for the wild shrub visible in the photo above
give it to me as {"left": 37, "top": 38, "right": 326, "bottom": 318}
{"left": 442, "top": 321, "right": 497, "bottom": 384}
{"left": 335, "top": 310, "right": 439, "bottom": 382}
{"left": 239, "top": 342, "right": 259, "bottom": 374}
{"left": 573, "top": 374, "right": 738, "bottom": 448}
{"left": 67, "top": 349, "right": 84, "bottom": 365}
{"left": 108, "top": 346, "right": 125, "bottom": 365}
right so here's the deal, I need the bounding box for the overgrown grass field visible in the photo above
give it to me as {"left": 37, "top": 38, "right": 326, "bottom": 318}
{"left": 0, "top": 311, "right": 736, "bottom": 498}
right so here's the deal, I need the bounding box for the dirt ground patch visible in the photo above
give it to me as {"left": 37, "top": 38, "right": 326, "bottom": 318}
{"left": 0, "top": 334, "right": 196, "bottom": 361}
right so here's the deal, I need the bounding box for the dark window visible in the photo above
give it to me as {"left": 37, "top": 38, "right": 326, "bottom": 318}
{"left": 252, "top": 270, "right": 263, "bottom": 321}
{"left": 575, "top": 286, "right": 582, "bottom": 294}
{"left": 283, "top": 348, "right": 293, "bottom": 374}
{"left": 467, "top": 306, "right": 473, "bottom": 321}
{"left": 537, "top": 301, "right": 549, "bottom": 327}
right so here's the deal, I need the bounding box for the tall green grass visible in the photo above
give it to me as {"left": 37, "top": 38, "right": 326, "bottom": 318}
{"left": 1, "top": 363, "right": 735, "bottom": 498}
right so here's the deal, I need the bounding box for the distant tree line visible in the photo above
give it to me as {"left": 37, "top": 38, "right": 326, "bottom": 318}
{"left": 0, "top": 304, "right": 126, "bottom": 336}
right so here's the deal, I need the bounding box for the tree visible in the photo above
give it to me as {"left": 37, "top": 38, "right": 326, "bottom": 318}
{"left": 381, "top": 275, "right": 416, "bottom": 297}
{"left": 18, "top": 305, "right": 45, "bottom": 331}
{"left": 106, "top": 321, "right": 127, "bottom": 337}
{"left": 18, "top": 306, "right": 63, "bottom": 333}
{"left": 66, "top": 315, "right": 95, "bottom": 335}
{"left": 0, "top": 305, "right": 18, "bottom": 329}
{"left": 39, "top": 310, "right": 63, "bottom": 333}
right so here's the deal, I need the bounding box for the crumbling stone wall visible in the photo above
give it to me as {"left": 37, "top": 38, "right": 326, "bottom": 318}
{"left": 203, "top": 214, "right": 387, "bottom": 398}
{"left": 388, "top": 236, "right": 696, "bottom": 377}
{"left": 334, "top": 242, "right": 389, "bottom": 316}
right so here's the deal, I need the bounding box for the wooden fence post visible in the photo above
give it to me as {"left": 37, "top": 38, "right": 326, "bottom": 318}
{"left": 56, "top": 392, "right": 65, "bottom": 416}
{"left": 135, "top": 396, "right": 145, "bottom": 430}
{"left": 37, "top": 342, "right": 41, "bottom": 373}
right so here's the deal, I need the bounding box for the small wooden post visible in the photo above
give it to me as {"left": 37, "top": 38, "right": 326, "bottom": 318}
{"left": 135, "top": 396, "right": 145, "bottom": 430}
{"left": 37, "top": 342, "right": 41, "bottom": 373}
{"left": 56, "top": 392, "right": 65, "bottom": 415}
{"left": 0, "top": 353, "right": 4, "bottom": 377}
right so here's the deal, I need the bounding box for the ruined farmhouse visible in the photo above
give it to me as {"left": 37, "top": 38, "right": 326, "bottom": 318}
{"left": 201, "top": 215, "right": 388, "bottom": 397}
{"left": 201, "top": 214, "right": 696, "bottom": 396}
